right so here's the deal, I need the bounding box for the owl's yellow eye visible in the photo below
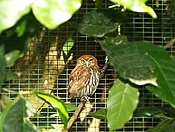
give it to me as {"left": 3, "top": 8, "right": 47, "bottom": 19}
{"left": 89, "top": 58, "right": 94, "bottom": 63}
{"left": 81, "top": 60, "right": 86, "bottom": 65}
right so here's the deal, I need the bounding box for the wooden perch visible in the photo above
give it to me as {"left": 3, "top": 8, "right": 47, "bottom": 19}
{"left": 64, "top": 96, "right": 88, "bottom": 132}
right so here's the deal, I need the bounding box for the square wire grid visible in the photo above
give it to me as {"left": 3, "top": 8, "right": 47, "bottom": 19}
{"left": 1, "top": 0, "right": 175, "bottom": 131}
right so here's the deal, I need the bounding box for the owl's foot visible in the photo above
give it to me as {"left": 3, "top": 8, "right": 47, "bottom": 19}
{"left": 80, "top": 96, "right": 89, "bottom": 101}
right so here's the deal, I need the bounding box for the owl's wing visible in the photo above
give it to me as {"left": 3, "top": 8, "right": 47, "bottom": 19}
{"left": 68, "top": 67, "right": 90, "bottom": 97}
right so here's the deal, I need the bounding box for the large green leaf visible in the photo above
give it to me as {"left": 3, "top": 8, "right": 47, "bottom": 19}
{"left": 110, "top": 0, "right": 157, "bottom": 18}
{"left": 32, "top": 0, "right": 82, "bottom": 29}
{"left": 100, "top": 37, "right": 157, "bottom": 86}
{"left": 36, "top": 92, "right": 69, "bottom": 127}
{"left": 0, "top": 44, "right": 6, "bottom": 89}
{"left": 78, "top": 9, "right": 126, "bottom": 37}
{"left": 146, "top": 51, "right": 175, "bottom": 108}
{"left": 107, "top": 79, "right": 139, "bottom": 131}
{"left": 0, "top": 96, "right": 37, "bottom": 132}
{"left": 0, "top": 0, "right": 32, "bottom": 32}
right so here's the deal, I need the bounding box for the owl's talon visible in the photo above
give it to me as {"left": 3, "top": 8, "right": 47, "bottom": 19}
{"left": 80, "top": 96, "right": 89, "bottom": 101}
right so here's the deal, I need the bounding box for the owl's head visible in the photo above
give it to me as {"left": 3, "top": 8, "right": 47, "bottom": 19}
{"left": 76, "top": 54, "right": 98, "bottom": 67}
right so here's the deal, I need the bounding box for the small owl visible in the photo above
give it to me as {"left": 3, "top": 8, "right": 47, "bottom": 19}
{"left": 68, "top": 55, "right": 100, "bottom": 98}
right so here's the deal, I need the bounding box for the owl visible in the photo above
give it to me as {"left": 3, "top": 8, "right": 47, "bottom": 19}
{"left": 68, "top": 55, "right": 100, "bottom": 98}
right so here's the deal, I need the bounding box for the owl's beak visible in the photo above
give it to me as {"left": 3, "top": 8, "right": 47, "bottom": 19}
{"left": 86, "top": 61, "right": 89, "bottom": 66}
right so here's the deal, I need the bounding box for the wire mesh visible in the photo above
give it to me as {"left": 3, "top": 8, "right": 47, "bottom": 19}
{"left": 1, "top": 0, "right": 175, "bottom": 131}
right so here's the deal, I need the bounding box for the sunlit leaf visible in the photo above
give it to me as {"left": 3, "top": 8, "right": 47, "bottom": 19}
{"left": 0, "top": 44, "right": 6, "bottom": 89}
{"left": 100, "top": 38, "right": 157, "bottom": 86}
{"left": 78, "top": 9, "right": 126, "bottom": 37}
{"left": 36, "top": 92, "right": 69, "bottom": 127}
{"left": 15, "top": 19, "right": 28, "bottom": 37}
{"left": 89, "top": 109, "right": 106, "bottom": 119}
{"left": 110, "top": 0, "right": 157, "bottom": 18}
{"left": 32, "top": 0, "right": 82, "bottom": 29}
{"left": 0, "top": 0, "right": 32, "bottom": 32}
{"left": 0, "top": 96, "right": 37, "bottom": 132}
{"left": 5, "top": 50, "right": 23, "bottom": 67}
{"left": 107, "top": 80, "right": 139, "bottom": 131}
{"left": 62, "top": 37, "right": 74, "bottom": 56}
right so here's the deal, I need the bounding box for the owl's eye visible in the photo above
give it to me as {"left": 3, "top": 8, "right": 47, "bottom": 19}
{"left": 89, "top": 58, "right": 94, "bottom": 63}
{"left": 81, "top": 60, "right": 86, "bottom": 65}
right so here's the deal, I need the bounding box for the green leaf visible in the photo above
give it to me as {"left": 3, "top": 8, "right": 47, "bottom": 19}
{"left": 147, "top": 119, "right": 175, "bottom": 132}
{"left": 1, "top": 14, "right": 41, "bottom": 68}
{"left": 146, "top": 51, "right": 175, "bottom": 108}
{"left": 0, "top": 95, "right": 12, "bottom": 111}
{"left": 15, "top": 19, "right": 28, "bottom": 37}
{"left": 5, "top": 71, "right": 19, "bottom": 81}
{"left": 110, "top": 0, "right": 157, "bottom": 18}
{"left": 78, "top": 9, "right": 126, "bottom": 37}
{"left": 0, "top": 0, "right": 32, "bottom": 32}
{"left": 107, "top": 80, "right": 139, "bottom": 131}
{"left": 0, "top": 44, "right": 6, "bottom": 89}
{"left": 89, "top": 109, "right": 107, "bottom": 119}
{"left": 65, "top": 103, "right": 77, "bottom": 112}
{"left": 100, "top": 38, "right": 157, "bottom": 86}
{"left": 32, "top": 0, "right": 82, "bottom": 29}
{"left": 0, "top": 96, "right": 37, "bottom": 132}
{"left": 5, "top": 50, "right": 23, "bottom": 67}
{"left": 36, "top": 92, "right": 69, "bottom": 127}
{"left": 94, "top": 0, "right": 104, "bottom": 9}
{"left": 136, "top": 106, "right": 163, "bottom": 117}
{"left": 63, "top": 37, "right": 74, "bottom": 56}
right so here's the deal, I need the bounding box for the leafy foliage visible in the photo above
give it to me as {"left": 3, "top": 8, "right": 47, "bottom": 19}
{"left": 0, "top": 96, "right": 37, "bottom": 132}
{"left": 146, "top": 53, "right": 175, "bottom": 108}
{"left": 110, "top": 0, "right": 157, "bottom": 18}
{"left": 36, "top": 93, "right": 69, "bottom": 127}
{"left": 0, "top": 0, "right": 82, "bottom": 32}
{"left": 100, "top": 38, "right": 157, "bottom": 86}
{"left": 89, "top": 109, "right": 107, "bottom": 119}
{"left": 0, "top": 44, "right": 6, "bottom": 89}
{"left": 78, "top": 9, "right": 126, "bottom": 37}
{"left": 0, "top": 0, "right": 175, "bottom": 132}
{"left": 0, "top": 0, "right": 32, "bottom": 32}
{"left": 107, "top": 80, "right": 139, "bottom": 131}
{"left": 63, "top": 37, "right": 75, "bottom": 56}
{"left": 32, "top": 0, "right": 82, "bottom": 29}
{"left": 147, "top": 119, "right": 175, "bottom": 132}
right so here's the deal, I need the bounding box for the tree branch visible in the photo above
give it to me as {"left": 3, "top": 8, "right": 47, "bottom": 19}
{"left": 64, "top": 97, "right": 88, "bottom": 132}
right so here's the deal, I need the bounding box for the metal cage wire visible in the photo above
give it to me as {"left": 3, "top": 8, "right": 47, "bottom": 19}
{"left": 1, "top": 0, "right": 175, "bottom": 131}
